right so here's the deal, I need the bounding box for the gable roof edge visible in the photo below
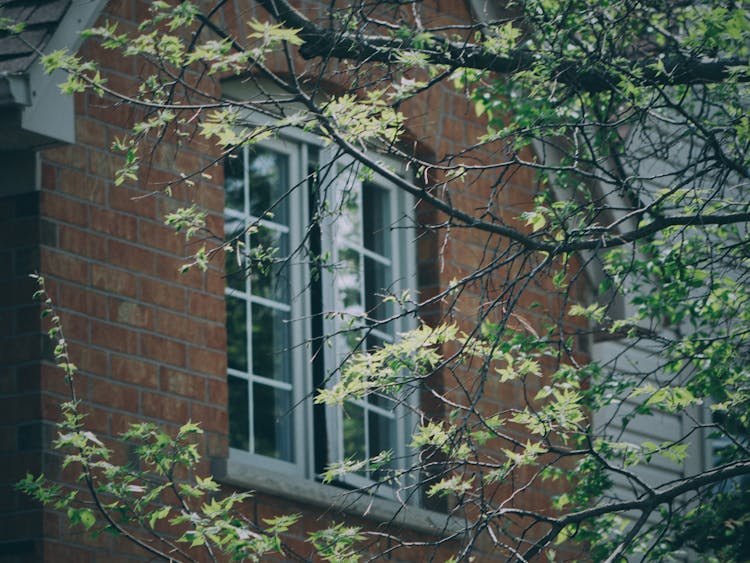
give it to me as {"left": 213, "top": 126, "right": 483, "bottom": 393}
{"left": 3, "top": 0, "right": 108, "bottom": 146}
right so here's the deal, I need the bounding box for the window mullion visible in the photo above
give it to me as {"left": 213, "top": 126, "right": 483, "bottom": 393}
{"left": 226, "top": 138, "right": 415, "bottom": 496}
{"left": 244, "top": 145, "right": 256, "bottom": 456}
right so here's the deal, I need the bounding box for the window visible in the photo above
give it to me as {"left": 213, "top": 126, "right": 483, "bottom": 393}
{"left": 224, "top": 135, "right": 415, "bottom": 491}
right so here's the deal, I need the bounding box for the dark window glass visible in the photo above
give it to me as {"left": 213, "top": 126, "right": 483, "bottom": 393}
{"left": 363, "top": 182, "right": 390, "bottom": 255}
{"left": 225, "top": 153, "right": 245, "bottom": 212}
{"left": 254, "top": 383, "right": 293, "bottom": 461}
{"left": 228, "top": 376, "right": 249, "bottom": 450}
{"left": 364, "top": 257, "right": 392, "bottom": 324}
{"left": 224, "top": 216, "right": 246, "bottom": 292}
{"left": 343, "top": 401, "right": 366, "bottom": 465}
{"left": 369, "top": 409, "right": 396, "bottom": 479}
{"left": 248, "top": 147, "right": 288, "bottom": 223}
{"left": 249, "top": 227, "right": 289, "bottom": 302}
{"left": 226, "top": 296, "right": 247, "bottom": 372}
{"left": 251, "top": 304, "right": 290, "bottom": 382}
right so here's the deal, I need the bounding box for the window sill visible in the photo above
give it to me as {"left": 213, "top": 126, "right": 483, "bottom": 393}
{"left": 212, "top": 456, "right": 465, "bottom": 537}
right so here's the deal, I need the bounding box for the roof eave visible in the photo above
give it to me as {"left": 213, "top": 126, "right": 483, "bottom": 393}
{"left": 0, "top": 72, "right": 31, "bottom": 107}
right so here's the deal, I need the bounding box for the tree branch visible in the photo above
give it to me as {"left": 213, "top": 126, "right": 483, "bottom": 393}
{"left": 255, "top": 0, "right": 750, "bottom": 92}
{"left": 520, "top": 459, "right": 750, "bottom": 560}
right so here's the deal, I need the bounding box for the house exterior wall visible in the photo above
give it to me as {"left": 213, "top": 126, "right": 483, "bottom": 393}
{"left": 1, "top": 191, "right": 44, "bottom": 562}
{"left": 1, "top": 1, "right": 588, "bottom": 561}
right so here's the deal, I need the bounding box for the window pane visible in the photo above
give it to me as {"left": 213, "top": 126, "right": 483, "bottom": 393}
{"left": 248, "top": 147, "right": 288, "bottom": 223}
{"left": 254, "top": 383, "right": 293, "bottom": 461}
{"left": 364, "top": 257, "right": 392, "bottom": 325}
{"left": 369, "top": 409, "right": 396, "bottom": 479}
{"left": 224, "top": 153, "right": 244, "bottom": 212}
{"left": 343, "top": 401, "right": 366, "bottom": 463}
{"left": 226, "top": 296, "right": 248, "bottom": 372}
{"left": 251, "top": 303, "right": 290, "bottom": 383}
{"left": 228, "top": 376, "right": 249, "bottom": 450}
{"left": 336, "top": 184, "right": 361, "bottom": 247}
{"left": 225, "top": 216, "right": 246, "bottom": 292}
{"left": 337, "top": 247, "right": 362, "bottom": 315}
{"left": 363, "top": 182, "right": 391, "bottom": 256}
{"left": 370, "top": 392, "right": 394, "bottom": 410}
{"left": 249, "top": 226, "right": 289, "bottom": 302}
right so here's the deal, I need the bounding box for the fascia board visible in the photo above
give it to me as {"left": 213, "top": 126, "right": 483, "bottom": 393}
{"left": 21, "top": 0, "right": 109, "bottom": 144}
{"left": 0, "top": 73, "right": 31, "bottom": 106}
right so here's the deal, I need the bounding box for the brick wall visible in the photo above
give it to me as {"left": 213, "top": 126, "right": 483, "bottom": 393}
{"left": 25, "top": 2, "right": 226, "bottom": 559}
{"left": 0, "top": 192, "right": 44, "bottom": 562}
{"left": 1, "top": 1, "right": 591, "bottom": 561}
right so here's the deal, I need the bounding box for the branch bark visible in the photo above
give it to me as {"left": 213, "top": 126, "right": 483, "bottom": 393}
{"left": 255, "top": 0, "right": 750, "bottom": 92}
{"left": 520, "top": 459, "right": 750, "bottom": 560}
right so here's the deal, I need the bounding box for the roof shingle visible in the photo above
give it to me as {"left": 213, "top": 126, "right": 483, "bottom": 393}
{"left": 0, "top": 0, "right": 72, "bottom": 74}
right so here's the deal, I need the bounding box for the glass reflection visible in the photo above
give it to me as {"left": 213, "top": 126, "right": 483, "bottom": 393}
{"left": 337, "top": 248, "right": 362, "bottom": 315}
{"left": 369, "top": 410, "right": 396, "bottom": 479}
{"left": 248, "top": 148, "right": 289, "bottom": 224}
{"left": 251, "top": 304, "right": 290, "bottom": 383}
{"left": 224, "top": 216, "right": 246, "bottom": 292}
{"left": 228, "top": 376, "right": 249, "bottom": 450}
{"left": 364, "top": 257, "right": 392, "bottom": 325}
{"left": 335, "top": 183, "right": 361, "bottom": 248}
{"left": 363, "top": 182, "right": 390, "bottom": 255}
{"left": 253, "top": 383, "right": 293, "bottom": 461}
{"left": 249, "top": 227, "right": 289, "bottom": 302}
{"left": 224, "top": 153, "right": 244, "bottom": 212}
{"left": 226, "top": 296, "right": 247, "bottom": 372}
{"left": 343, "top": 401, "right": 366, "bottom": 469}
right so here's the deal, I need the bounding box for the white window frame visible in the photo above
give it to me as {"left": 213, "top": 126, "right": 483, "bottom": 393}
{"left": 225, "top": 130, "right": 417, "bottom": 496}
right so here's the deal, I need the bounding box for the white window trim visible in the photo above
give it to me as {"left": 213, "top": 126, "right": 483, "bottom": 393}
{"left": 224, "top": 130, "right": 419, "bottom": 503}
{"left": 215, "top": 456, "right": 464, "bottom": 536}
{"left": 225, "top": 136, "right": 308, "bottom": 479}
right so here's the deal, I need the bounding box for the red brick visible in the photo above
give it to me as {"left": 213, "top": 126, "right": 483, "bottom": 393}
{"left": 90, "top": 208, "right": 137, "bottom": 241}
{"left": 139, "top": 278, "right": 186, "bottom": 311}
{"left": 91, "top": 264, "right": 137, "bottom": 297}
{"left": 156, "top": 310, "right": 201, "bottom": 343}
{"left": 90, "top": 320, "right": 138, "bottom": 354}
{"left": 187, "top": 346, "right": 225, "bottom": 377}
{"left": 75, "top": 116, "right": 107, "bottom": 147}
{"left": 141, "top": 391, "right": 188, "bottom": 423}
{"left": 41, "top": 144, "right": 86, "bottom": 170}
{"left": 204, "top": 431, "right": 228, "bottom": 458}
{"left": 139, "top": 220, "right": 186, "bottom": 255}
{"left": 53, "top": 310, "right": 88, "bottom": 343}
{"left": 188, "top": 292, "right": 223, "bottom": 323}
{"left": 159, "top": 367, "right": 205, "bottom": 400}
{"left": 205, "top": 269, "right": 226, "bottom": 295}
{"left": 57, "top": 281, "right": 107, "bottom": 319}
{"left": 110, "top": 298, "right": 153, "bottom": 329}
{"left": 81, "top": 404, "right": 110, "bottom": 435}
{"left": 58, "top": 225, "right": 107, "bottom": 260}
{"left": 55, "top": 167, "right": 106, "bottom": 204}
{"left": 189, "top": 402, "right": 227, "bottom": 434}
{"left": 110, "top": 354, "right": 158, "bottom": 389}
{"left": 109, "top": 185, "right": 156, "bottom": 217}
{"left": 141, "top": 334, "right": 186, "bottom": 367}
{"left": 41, "top": 192, "right": 88, "bottom": 227}
{"left": 206, "top": 378, "right": 227, "bottom": 406}
{"left": 110, "top": 412, "right": 147, "bottom": 436}
{"left": 204, "top": 323, "right": 225, "bottom": 349}
{"left": 90, "top": 378, "right": 138, "bottom": 413}
{"left": 87, "top": 150, "right": 127, "bottom": 180}
{"left": 40, "top": 248, "right": 89, "bottom": 285}
{"left": 108, "top": 239, "right": 154, "bottom": 273}
{"left": 41, "top": 163, "right": 56, "bottom": 190}
{"left": 156, "top": 253, "right": 204, "bottom": 288}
